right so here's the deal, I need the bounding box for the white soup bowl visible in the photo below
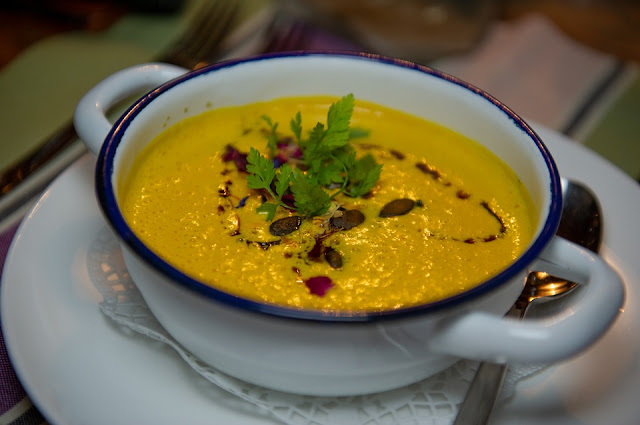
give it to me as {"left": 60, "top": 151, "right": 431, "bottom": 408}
{"left": 74, "top": 53, "right": 624, "bottom": 396}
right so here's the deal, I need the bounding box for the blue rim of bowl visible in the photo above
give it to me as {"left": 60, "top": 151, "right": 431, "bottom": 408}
{"left": 96, "top": 51, "right": 562, "bottom": 323}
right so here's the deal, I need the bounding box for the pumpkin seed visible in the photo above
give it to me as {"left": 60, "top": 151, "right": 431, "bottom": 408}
{"left": 330, "top": 210, "right": 365, "bottom": 230}
{"left": 269, "top": 216, "right": 302, "bottom": 236}
{"left": 380, "top": 198, "right": 415, "bottom": 217}
{"left": 325, "top": 248, "right": 343, "bottom": 269}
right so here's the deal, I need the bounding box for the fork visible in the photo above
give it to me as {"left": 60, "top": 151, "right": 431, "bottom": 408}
{"left": 261, "top": 20, "right": 309, "bottom": 53}
{"left": 160, "top": 0, "right": 239, "bottom": 70}
{"left": 0, "top": 0, "right": 240, "bottom": 223}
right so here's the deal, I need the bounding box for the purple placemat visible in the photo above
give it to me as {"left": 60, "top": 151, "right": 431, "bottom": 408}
{"left": 1, "top": 221, "right": 45, "bottom": 423}
{"left": 0, "top": 327, "right": 27, "bottom": 412}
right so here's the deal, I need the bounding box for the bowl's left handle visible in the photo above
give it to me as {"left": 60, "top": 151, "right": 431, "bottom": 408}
{"left": 73, "top": 63, "right": 188, "bottom": 155}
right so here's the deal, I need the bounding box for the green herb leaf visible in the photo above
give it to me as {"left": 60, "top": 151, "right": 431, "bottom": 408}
{"left": 323, "top": 93, "right": 354, "bottom": 150}
{"left": 290, "top": 111, "right": 302, "bottom": 144}
{"left": 257, "top": 202, "right": 278, "bottom": 221}
{"left": 349, "top": 127, "right": 370, "bottom": 139}
{"left": 332, "top": 146, "right": 356, "bottom": 171}
{"left": 247, "top": 94, "right": 381, "bottom": 220}
{"left": 275, "top": 162, "right": 293, "bottom": 199}
{"left": 291, "top": 170, "right": 331, "bottom": 217}
{"left": 246, "top": 148, "right": 276, "bottom": 191}
{"left": 261, "top": 115, "right": 279, "bottom": 157}
{"left": 346, "top": 154, "right": 382, "bottom": 197}
{"left": 246, "top": 149, "right": 298, "bottom": 220}
{"left": 322, "top": 147, "right": 355, "bottom": 198}
{"left": 303, "top": 122, "right": 326, "bottom": 160}
{"left": 317, "top": 161, "right": 344, "bottom": 186}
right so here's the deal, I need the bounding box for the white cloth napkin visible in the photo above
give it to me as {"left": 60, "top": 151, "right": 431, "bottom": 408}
{"left": 432, "top": 14, "right": 625, "bottom": 138}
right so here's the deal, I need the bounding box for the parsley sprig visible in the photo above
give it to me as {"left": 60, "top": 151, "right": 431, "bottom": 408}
{"left": 246, "top": 94, "right": 382, "bottom": 220}
{"left": 261, "top": 115, "right": 279, "bottom": 157}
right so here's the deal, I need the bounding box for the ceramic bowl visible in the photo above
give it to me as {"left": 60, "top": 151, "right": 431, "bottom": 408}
{"left": 74, "top": 52, "right": 623, "bottom": 396}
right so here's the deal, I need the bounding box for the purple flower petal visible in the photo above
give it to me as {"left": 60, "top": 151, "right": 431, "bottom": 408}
{"left": 236, "top": 196, "right": 249, "bottom": 208}
{"left": 222, "top": 145, "right": 248, "bottom": 172}
{"left": 274, "top": 142, "right": 303, "bottom": 163}
{"left": 305, "top": 276, "right": 334, "bottom": 296}
{"left": 234, "top": 155, "right": 248, "bottom": 173}
{"left": 281, "top": 193, "right": 296, "bottom": 209}
{"left": 221, "top": 144, "right": 237, "bottom": 161}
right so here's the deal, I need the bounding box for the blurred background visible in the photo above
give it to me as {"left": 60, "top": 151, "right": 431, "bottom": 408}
{"left": 2, "top": 0, "right": 639, "bottom": 68}
{"left": 0, "top": 0, "right": 638, "bottom": 196}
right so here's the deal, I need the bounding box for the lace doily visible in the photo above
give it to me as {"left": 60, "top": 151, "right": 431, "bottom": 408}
{"left": 87, "top": 226, "right": 545, "bottom": 425}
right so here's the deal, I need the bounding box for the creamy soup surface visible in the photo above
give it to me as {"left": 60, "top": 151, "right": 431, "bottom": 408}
{"left": 120, "top": 96, "right": 536, "bottom": 312}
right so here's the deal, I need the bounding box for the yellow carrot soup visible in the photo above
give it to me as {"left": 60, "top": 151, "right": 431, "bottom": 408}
{"left": 119, "top": 96, "right": 536, "bottom": 312}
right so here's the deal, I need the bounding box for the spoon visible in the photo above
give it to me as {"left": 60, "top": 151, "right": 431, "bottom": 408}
{"left": 453, "top": 178, "right": 602, "bottom": 425}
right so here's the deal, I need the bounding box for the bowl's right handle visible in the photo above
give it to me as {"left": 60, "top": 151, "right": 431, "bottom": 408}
{"left": 73, "top": 63, "right": 188, "bottom": 155}
{"left": 430, "top": 237, "right": 625, "bottom": 363}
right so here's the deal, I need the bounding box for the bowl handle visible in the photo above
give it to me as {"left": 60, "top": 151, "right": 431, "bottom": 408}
{"left": 73, "top": 63, "right": 188, "bottom": 155}
{"left": 430, "top": 237, "right": 625, "bottom": 363}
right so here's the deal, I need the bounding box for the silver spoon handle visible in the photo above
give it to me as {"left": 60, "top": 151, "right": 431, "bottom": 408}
{"left": 453, "top": 302, "right": 527, "bottom": 425}
{"left": 453, "top": 362, "right": 508, "bottom": 425}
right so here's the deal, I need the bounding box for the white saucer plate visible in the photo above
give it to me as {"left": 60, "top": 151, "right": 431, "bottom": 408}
{"left": 2, "top": 125, "right": 639, "bottom": 425}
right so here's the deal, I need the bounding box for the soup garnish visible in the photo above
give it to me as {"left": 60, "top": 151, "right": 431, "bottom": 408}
{"left": 245, "top": 94, "right": 382, "bottom": 221}
{"left": 120, "top": 95, "right": 536, "bottom": 311}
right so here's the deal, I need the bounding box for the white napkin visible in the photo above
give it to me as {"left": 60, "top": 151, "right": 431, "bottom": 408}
{"left": 432, "top": 14, "right": 626, "bottom": 139}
